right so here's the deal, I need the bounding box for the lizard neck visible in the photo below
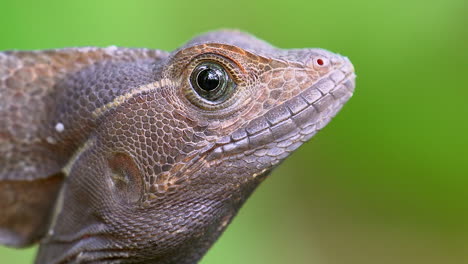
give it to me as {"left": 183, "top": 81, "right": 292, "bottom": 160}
{"left": 148, "top": 176, "right": 264, "bottom": 264}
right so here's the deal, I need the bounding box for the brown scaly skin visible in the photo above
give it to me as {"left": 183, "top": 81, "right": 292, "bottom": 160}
{"left": 0, "top": 30, "right": 355, "bottom": 263}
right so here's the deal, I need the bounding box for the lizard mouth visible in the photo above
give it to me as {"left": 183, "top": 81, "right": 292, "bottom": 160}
{"left": 207, "top": 58, "right": 355, "bottom": 166}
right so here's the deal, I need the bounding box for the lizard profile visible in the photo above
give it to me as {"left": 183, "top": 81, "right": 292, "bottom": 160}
{"left": 0, "top": 30, "right": 355, "bottom": 263}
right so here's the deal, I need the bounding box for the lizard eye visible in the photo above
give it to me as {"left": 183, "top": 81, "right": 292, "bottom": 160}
{"left": 189, "top": 61, "right": 236, "bottom": 103}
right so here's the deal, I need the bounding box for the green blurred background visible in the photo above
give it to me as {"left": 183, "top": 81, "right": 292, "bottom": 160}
{"left": 1, "top": 0, "right": 467, "bottom": 263}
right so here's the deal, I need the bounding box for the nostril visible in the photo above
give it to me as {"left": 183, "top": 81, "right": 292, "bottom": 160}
{"left": 311, "top": 57, "right": 329, "bottom": 69}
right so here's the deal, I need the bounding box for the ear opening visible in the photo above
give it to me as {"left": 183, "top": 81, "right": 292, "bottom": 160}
{"left": 107, "top": 152, "right": 144, "bottom": 205}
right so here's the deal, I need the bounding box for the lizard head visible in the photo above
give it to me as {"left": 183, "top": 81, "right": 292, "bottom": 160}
{"left": 39, "top": 30, "right": 355, "bottom": 263}
{"left": 161, "top": 30, "right": 356, "bottom": 183}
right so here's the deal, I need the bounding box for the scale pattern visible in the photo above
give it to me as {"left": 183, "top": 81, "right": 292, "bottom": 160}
{"left": 0, "top": 30, "right": 355, "bottom": 263}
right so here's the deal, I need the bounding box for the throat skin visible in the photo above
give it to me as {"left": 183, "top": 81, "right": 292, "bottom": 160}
{"left": 0, "top": 30, "right": 355, "bottom": 263}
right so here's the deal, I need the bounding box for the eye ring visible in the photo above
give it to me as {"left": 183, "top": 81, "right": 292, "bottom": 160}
{"left": 189, "top": 61, "right": 237, "bottom": 104}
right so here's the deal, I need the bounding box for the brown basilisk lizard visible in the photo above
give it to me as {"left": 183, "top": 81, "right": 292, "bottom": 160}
{"left": 0, "top": 30, "right": 355, "bottom": 263}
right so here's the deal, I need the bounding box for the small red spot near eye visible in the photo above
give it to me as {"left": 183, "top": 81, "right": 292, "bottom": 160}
{"left": 316, "top": 59, "right": 324, "bottom": 66}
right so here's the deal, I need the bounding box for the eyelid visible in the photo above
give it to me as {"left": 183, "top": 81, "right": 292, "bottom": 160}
{"left": 188, "top": 53, "right": 244, "bottom": 84}
{"left": 184, "top": 54, "right": 245, "bottom": 111}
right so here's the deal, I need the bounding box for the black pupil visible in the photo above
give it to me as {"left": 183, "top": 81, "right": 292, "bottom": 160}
{"left": 197, "top": 68, "right": 220, "bottom": 91}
